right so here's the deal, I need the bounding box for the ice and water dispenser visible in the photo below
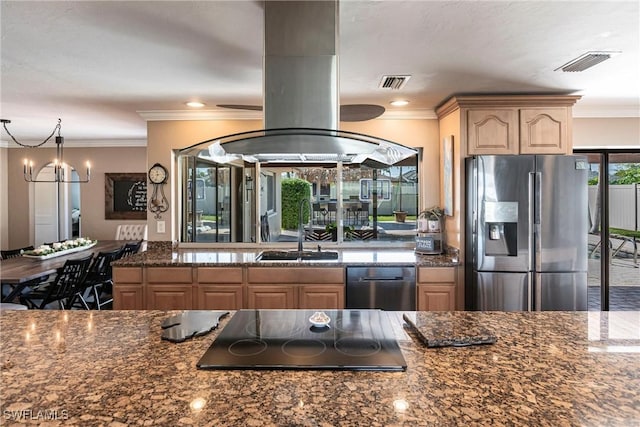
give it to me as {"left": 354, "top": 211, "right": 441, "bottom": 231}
{"left": 483, "top": 201, "right": 518, "bottom": 256}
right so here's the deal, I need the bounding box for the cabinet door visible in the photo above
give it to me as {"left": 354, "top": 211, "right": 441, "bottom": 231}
{"left": 519, "top": 108, "right": 569, "bottom": 154}
{"left": 146, "top": 285, "right": 193, "bottom": 310}
{"left": 247, "top": 285, "right": 296, "bottom": 309}
{"left": 197, "top": 286, "right": 243, "bottom": 310}
{"left": 113, "top": 285, "right": 144, "bottom": 310}
{"left": 299, "top": 285, "right": 344, "bottom": 309}
{"left": 467, "top": 109, "right": 518, "bottom": 155}
{"left": 418, "top": 285, "right": 456, "bottom": 311}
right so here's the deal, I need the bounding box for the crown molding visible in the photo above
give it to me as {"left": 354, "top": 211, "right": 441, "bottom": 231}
{"left": 137, "top": 109, "right": 262, "bottom": 121}
{"left": 379, "top": 109, "right": 438, "bottom": 120}
{"left": 572, "top": 105, "right": 640, "bottom": 118}
{"left": 1, "top": 139, "right": 146, "bottom": 148}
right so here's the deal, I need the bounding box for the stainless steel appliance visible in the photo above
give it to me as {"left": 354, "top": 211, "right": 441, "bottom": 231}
{"left": 197, "top": 309, "right": 407, "bottom": 371}
{"left": 346, "top": 266, "right": 416, "bottom": 311}
{"left": 466, "top": 155, "right": 589, "bottom": 311}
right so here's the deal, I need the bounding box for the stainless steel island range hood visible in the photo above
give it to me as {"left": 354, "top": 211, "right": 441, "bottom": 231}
{"left": 180, "top": 1, "right": 417, "bottom": 165}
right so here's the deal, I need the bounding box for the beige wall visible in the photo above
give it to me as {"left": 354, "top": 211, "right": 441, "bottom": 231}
{"left": 5, "top": 146, "right": 146, "bottom": 249}
{"left": 146, "top": 118, "right": 440, "bottom": 242}
{"left": 574, "top": 117, "right": 640, "bottom": 148}
{"left": 1, "top": 148, "right": 8, "bottom": 249}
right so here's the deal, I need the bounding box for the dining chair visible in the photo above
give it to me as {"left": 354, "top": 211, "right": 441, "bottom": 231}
{"left": 20, "top": 254, "right": 93, "bottom": 310}
{"left": 1, "top": 245, "right": 34, "bottom": 260}
{"left": 80, "top": 248, "right": 123, "bottom": 310}
{"left": 115, "top": 224, "right": 148, "bottom": 241}
{"left": 117, "top": 240, "right": 143, "bottom": 259}
{"left": 1, "top": 246, "right": 44, "bottom": 303}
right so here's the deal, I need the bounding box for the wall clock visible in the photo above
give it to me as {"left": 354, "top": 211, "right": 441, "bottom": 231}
{"left": 148, "top": 163, "right": 169, "bottom": 219}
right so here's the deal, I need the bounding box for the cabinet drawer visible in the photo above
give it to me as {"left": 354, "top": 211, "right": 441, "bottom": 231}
{"left": 418, "top": 267, "right": 455, "bottom": 283}
{"left": 147, "top": 267, "right": 192, "bottom": 284}
{"left": 197, "top": 267, "right": 243, "bottom": 284}
{"left": 248, "top": 268, "right": 343, "bottom": 284}
{"left": 113, "top": 267, "right": 142, "bottom": 284}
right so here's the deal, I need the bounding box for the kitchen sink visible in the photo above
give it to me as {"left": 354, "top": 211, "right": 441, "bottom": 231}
{"left": 257, "top": 250, "right": 339, "bottom": 261}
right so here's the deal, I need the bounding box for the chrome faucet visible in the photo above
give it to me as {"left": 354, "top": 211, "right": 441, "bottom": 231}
{"left": 298, "top": 197, "right": 312, "bottom": 253}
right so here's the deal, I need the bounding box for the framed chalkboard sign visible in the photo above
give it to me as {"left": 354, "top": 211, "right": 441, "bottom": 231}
{"left": 105, "top": 173, "right": 147, "bottom": 220}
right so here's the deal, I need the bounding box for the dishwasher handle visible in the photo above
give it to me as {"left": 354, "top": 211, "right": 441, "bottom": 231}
{"left": 359, "top": 276, "right": 408, "bottom": 282}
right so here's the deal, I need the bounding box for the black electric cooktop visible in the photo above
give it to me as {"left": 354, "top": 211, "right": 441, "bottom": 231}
{"left": 197, "top": 309, "right": 406, "bottom": 371}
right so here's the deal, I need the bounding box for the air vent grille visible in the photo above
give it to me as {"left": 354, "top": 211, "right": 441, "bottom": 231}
{"left": 379, "top": 75, "right": 411, "bottom": 90}
{"left": 555, "top": 51, "right": 620, "bottom": 72}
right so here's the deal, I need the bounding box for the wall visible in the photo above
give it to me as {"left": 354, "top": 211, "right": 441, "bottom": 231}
{"left": 574, "top": 117, "right": 640, "bottom": 148}
{"left": 146, "top": 118, "right": 440, "bottom": 242}
{"left": 0, "top": 148, "right": 8, "bottom": 249}
{"left": 5, "top": 146, "right": 146, "bottom": 249}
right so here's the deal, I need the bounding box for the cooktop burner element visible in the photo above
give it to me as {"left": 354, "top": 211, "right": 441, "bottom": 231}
{"left": 197, "top": 310, "right": 406, "bottom": 371}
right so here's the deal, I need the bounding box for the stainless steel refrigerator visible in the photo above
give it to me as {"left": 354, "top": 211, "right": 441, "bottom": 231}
{"left": 465, "top": 155, "right": 589, "bottom": 311}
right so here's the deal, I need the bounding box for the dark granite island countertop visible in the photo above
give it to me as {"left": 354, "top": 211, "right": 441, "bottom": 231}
{"left": 1, "top": 310, "right": 639, "bottom": 426}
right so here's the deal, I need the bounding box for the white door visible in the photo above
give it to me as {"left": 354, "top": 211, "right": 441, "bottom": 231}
{"left": 34, "top": 164, "right": 59, "bottom": 245}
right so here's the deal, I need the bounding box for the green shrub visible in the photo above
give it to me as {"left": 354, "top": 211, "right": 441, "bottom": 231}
{"left": 281, "top": 178, "right": 311, "bottom": 229}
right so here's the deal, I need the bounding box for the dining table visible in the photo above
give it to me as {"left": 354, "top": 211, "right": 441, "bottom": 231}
{"left": 0, "top": 240, "right": 131, "bottom": 303}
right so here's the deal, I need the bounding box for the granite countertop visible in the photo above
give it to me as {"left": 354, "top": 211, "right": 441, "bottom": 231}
{"left": 1, "top": 310, "right": 639, "bottom": 426}
{"left": 114, "top": 247, "right": 459, "bottom": 268}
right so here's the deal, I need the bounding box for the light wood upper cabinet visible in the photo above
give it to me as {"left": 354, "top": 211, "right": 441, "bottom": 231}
{"left": 437, "top": 95, "right": 580, "bottom": 156}
{"left": 467, "top": 109, "right": 518, "bottom": 155}
{"left": 519, "top": 108, "right": 569, "bottom": 154}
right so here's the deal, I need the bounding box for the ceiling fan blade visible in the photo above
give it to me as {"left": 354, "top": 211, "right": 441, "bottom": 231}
{"left": 216, "top": 104, "right": 263, "bottom": 111}
{"left": 216, "top": 103, "right": 386, "bottom": 121}
{"left": 340, "top": 104, "right": 385, "bottom": 122}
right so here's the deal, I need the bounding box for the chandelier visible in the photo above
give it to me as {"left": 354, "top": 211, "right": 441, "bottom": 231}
{"left": 1, "top": 118, "right": 91, "bottom": 183}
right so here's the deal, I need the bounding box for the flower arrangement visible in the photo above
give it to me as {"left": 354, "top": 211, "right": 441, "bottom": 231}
{"left": 24, "top": 237, "right": 95, "bottom": 256}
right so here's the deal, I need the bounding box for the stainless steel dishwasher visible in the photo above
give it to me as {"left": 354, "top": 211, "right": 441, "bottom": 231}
{"left": 346, "top": 266, "right": 416, "bottom": 311}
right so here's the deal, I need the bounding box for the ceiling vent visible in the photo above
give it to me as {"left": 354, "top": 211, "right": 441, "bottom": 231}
{"left": 555, "top": 51, "right": 620, "bottom": 72}
{"left": 378, "top": 75, "right": 411, "bottom": 90}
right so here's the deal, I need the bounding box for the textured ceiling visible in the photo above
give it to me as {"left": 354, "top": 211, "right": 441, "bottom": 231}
{"left": 1, "top": 1, "right": 638, "bottom": 143}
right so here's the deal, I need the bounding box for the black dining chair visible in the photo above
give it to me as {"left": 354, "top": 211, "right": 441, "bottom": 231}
{"left": 117, "top": 240, "right": 143, "bottom": 259}
{"left": 80, "top": 248, "right": 123, "bottom": 310}
{"left": 1, "top": 246, "right": 45, "bottom": 303}
{"left": 20, "top": 254, "right": 93, "bottom": 310}
{"left": 1, "top": 245, "right": 34, "bottom": 260}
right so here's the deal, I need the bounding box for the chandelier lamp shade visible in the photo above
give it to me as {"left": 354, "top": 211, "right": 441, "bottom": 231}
{"left": 1, "top": 118, "right": 91, "bottom": 183}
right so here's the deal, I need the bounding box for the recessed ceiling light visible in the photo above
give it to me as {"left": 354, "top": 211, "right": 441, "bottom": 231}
{"left": 186, "top": 101, "right": 205, "bottom": 108}
{"left": 390, "top": 100, "right": 409, "bottom": 107}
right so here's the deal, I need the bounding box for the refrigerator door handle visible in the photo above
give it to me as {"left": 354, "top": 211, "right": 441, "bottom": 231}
{"left": 534, "top": 273, "right": 541, "bottom": 311}
{"left": 528, "top": 172, "right": 535, "bottom": 272}
{"left": 534, "top": 172, "right": 542, "bottom": 272}
{"left": 529, "top": 273, "right": 534, "bottom": 311}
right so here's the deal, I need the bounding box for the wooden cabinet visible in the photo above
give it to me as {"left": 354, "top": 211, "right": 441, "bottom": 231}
{"left": 299, "top": 285, "right": 345, "bottom": 309}
{"left": 113, "top": 267, "right": 144, "bottom": 309}
{"left": 114, "top": 265, "right": 346, "bottom": 310}
{"left": 437, "top": 95, "right": 579, "bottom": 156}
{"left": 467, "top": 109, "right": 518, "bottom": 155}
{"left": 417, "top": 267, "right": 456, "bottom": 311}
{"left": 196, "top": 267, "right": 243, "bottom": 310}
{"left": 247, "top": 285, "right": 297, "bottom": 309}
{"left": 467, "top": 106, "right": 571, "bottom": 155}
{"left": 519, "top": 108, "right": 569, "bottom": 154}
{"left": 247, "top": 267, "right": 344, "bottom": 310}
{"left": 146, "top": 267, "right": 193, "bottom": 310}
